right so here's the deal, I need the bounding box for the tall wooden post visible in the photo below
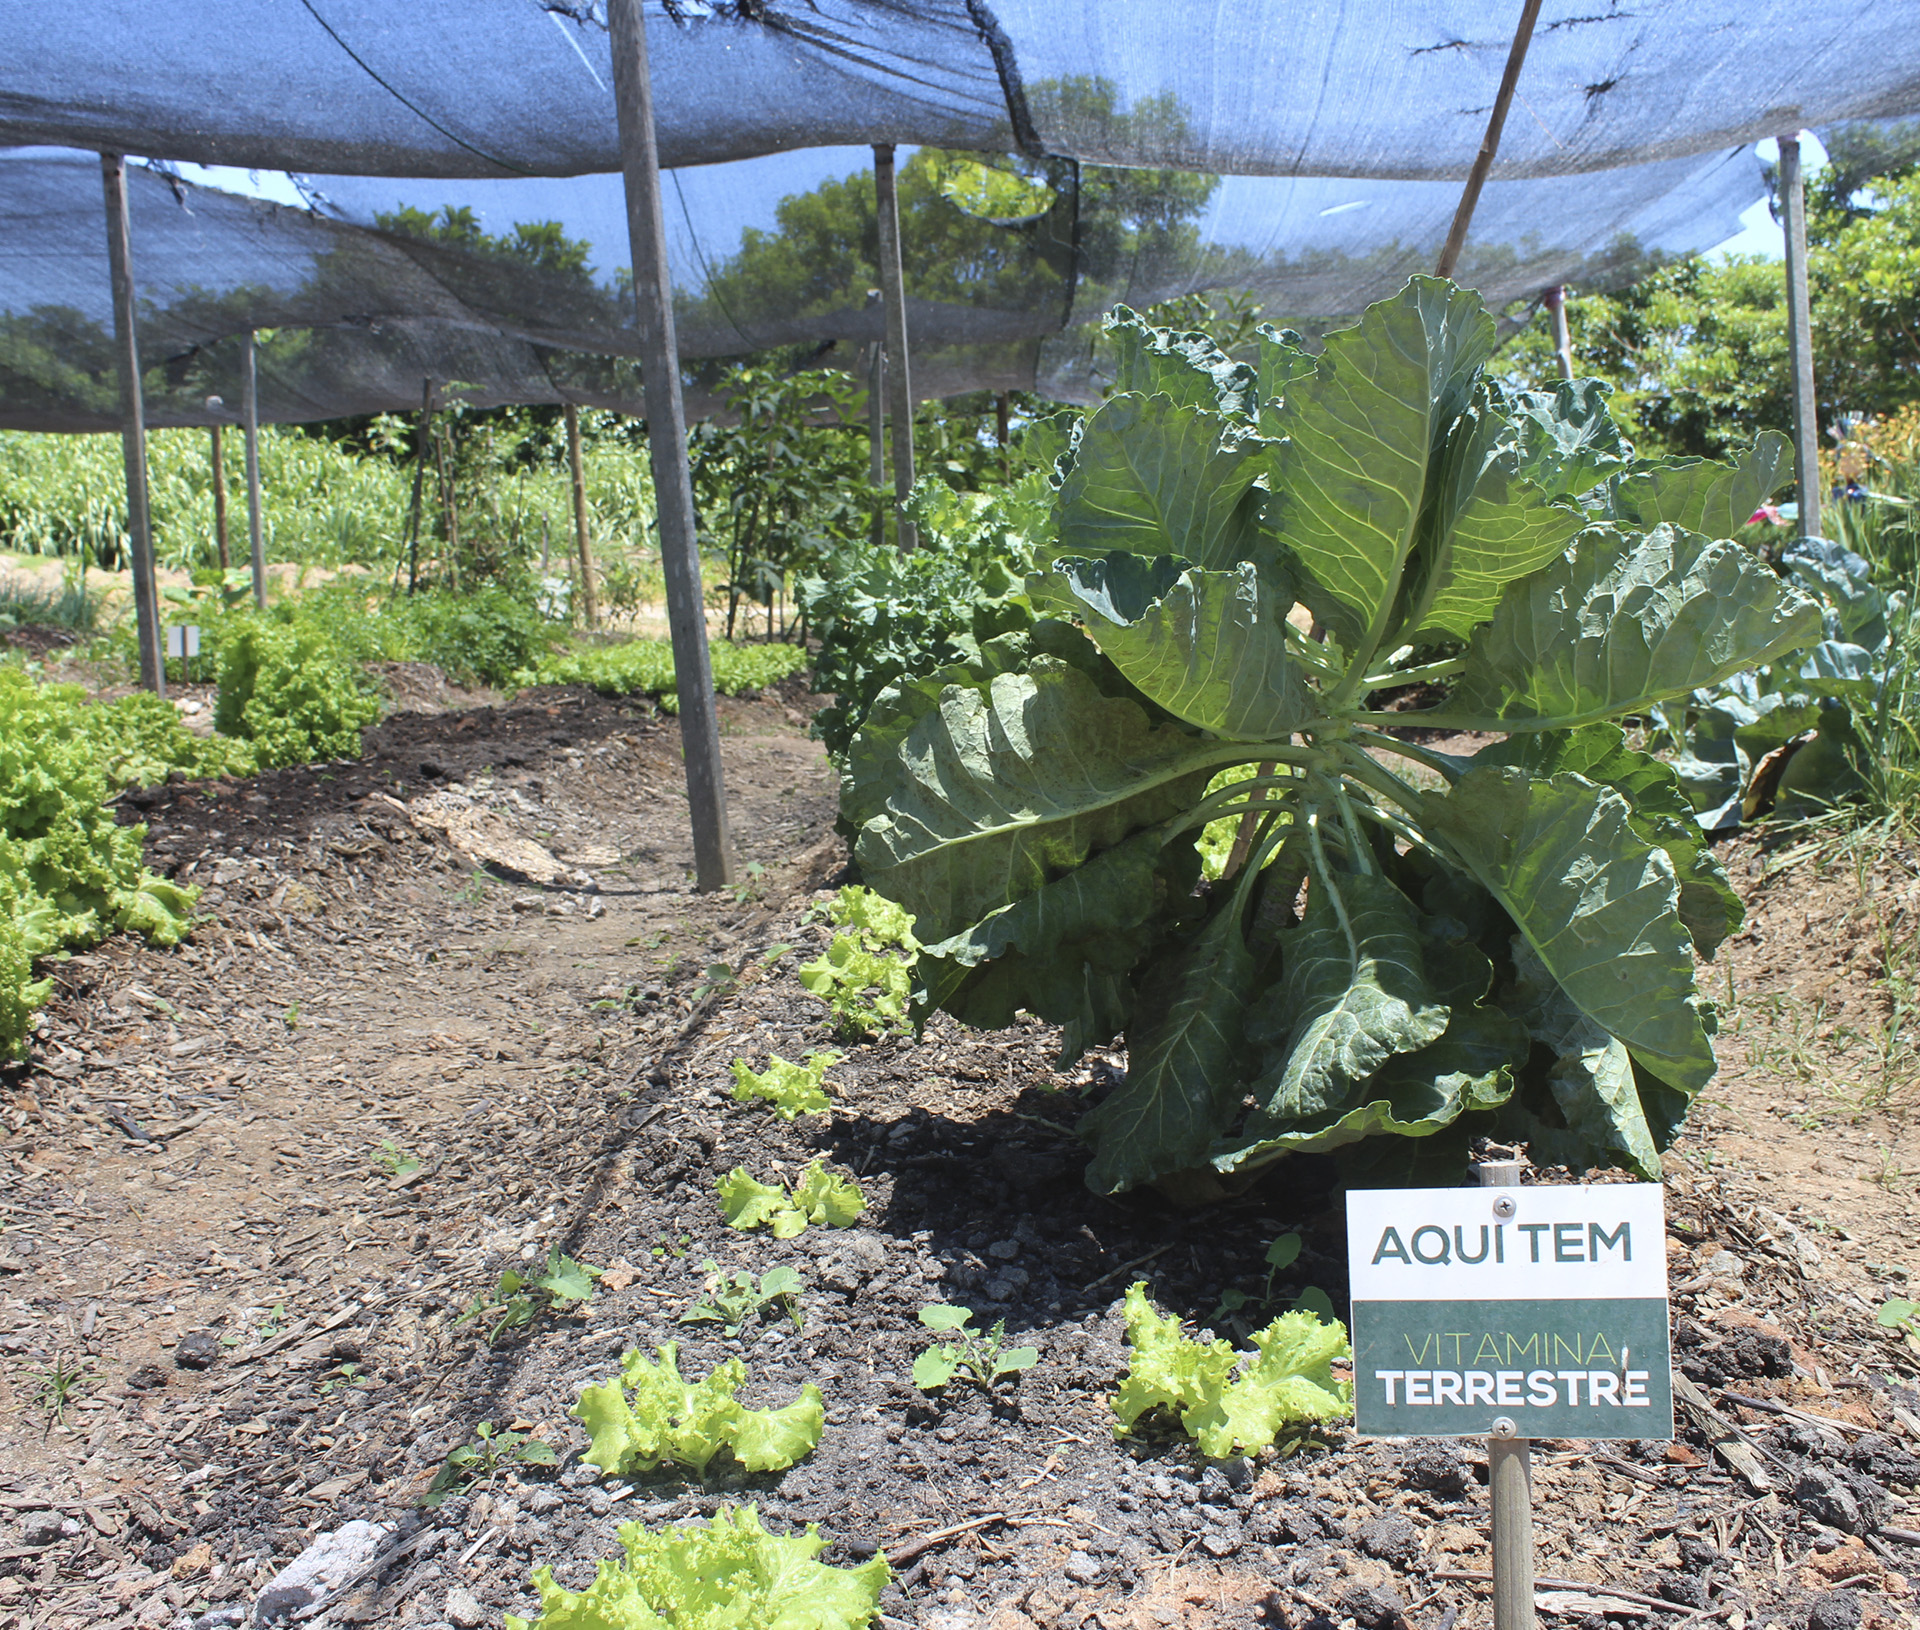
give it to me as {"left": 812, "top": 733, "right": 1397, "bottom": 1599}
{"left": 1779, "top": 135, "right": 1823, "bottom": 538}
{"left": 240, "top": 330, "right": 266, "bottom": 609}
{"left": 607, "top": 0, "right": 736, "bottom": 891}
{"left": 872, "top": 144, "right": 917, "bottom": 548}
{"left": 100, "top": 153, "right": 163, "bottom": 695}
{"left": 1544, "top": 286, "right": 1573, "bottom": 380}
{"left": 1434, "top": 0, "right": 1545, "bottom": 280}
{"left": 1478, "top": 1155, "right": 1535, "bottom": 1630}
{"left": 866, "top": 338, "right": 886, "bottom": 547}
{"left": 565, "top": 403, "right": 599, "bottom": 626}
{"left": 406, "top": 379, "right": 431, "bottom": 594}
{"left": 210, "top": 424, "right": 231, "bottom": 570}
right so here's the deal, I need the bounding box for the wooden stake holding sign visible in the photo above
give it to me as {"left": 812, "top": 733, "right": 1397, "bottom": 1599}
{"left": 1347, "top": 1176, "right": 1673, "bottom": 1630}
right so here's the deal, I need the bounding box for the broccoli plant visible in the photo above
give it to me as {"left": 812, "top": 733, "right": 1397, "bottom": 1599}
{"left": 840, "top": 281, "right": 1820, "bottom": 1195}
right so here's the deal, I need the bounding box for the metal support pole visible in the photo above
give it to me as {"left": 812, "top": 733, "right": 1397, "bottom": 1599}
{"left": 1434, "top": 0, "right": 1545, "bottom": 280}
{"left": 565, "top": 403, "right": 599, "bottom": 627}
{"left": 210, "top": 424, "right": 230, "bottom": 570}
{"left": 607, "top": 0, "right": 736, "bottom": 891}
{"left": 100, "top": 152, "right": 163, "bottom": 696}
{"left": 1477, "top": 1154, "right": 1534, "bottom": 1630}
{"left": 240, "top": 330, "right": 265, "bottom": 609}
{"left": 1779, "top": 134, "right": 1823, "bottom": 539}
{"left": 872, "top": 144, "right": 917, "bottom": 548}
{"left": 1544, "top": 285, "right": 1573, "bottom": 380}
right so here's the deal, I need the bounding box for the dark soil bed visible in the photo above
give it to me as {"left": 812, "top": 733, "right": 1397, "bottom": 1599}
{"left": 2, "top": 684, "right": 1918, "bottom": 1630}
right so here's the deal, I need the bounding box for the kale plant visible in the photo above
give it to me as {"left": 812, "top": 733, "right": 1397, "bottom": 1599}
{"left": 840, "top": 281, "right": 1820, "bottom": 1195}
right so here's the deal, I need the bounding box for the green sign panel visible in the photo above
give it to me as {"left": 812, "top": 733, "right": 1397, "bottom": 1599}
{"left": 1347, "top": 1185, "right": 1672, "bottom": 1440}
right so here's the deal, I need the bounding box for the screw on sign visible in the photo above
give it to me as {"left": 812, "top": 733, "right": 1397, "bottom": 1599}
{"left": 1345, "top": 1169, "right": 1673, "bottom": 1630}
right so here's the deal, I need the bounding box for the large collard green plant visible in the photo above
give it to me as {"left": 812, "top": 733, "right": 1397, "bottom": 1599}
{"left": 842, "top": 279, "right": 1820, "bottom": 1195}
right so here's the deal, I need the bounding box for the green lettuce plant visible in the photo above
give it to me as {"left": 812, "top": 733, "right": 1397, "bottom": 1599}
{"left": 839, "top": 281, "right": 1821, "bottom": 1194}
{"left": 797, "top": 885, "right": 920, "bottom": 1039}
{"left": 717, "top": 1161, "right": 867, "bottom": 1239}
{"left": 729, "top": 1051, "right": 839, "bottom": 1118}
{"left": 1112, "top": 1281, "right": 1351, "bottom": 1458}
{"left": 507, "top": 1504, "right": 888, "bottom": 1630}
{"left": 573, "top": 1343, "right": 824, "bottom": 1478}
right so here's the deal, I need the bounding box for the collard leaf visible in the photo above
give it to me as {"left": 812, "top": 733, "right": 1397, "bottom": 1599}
{"left": 1056, "top": 392, "right": 1266, "bottom": 570}
{"left": 1031, "top": 556, "right": 1308, "bottom": 739}
{"left": 1255, "top": 324, "right": 1315, "bottom": 435}
{"left": 1438, "top": 524, "right": 1823, "bottom": 732}
{"left": 853, "top": 658, "right": 1219, "bottom": 943}
{"left": 1503, "top": 938, "right": 1662, "bottom": 1180}
{"left": 1264, "top": 277, "right": 1496, "bottom": 651}
{"left": 1081, "top": 888, "right": 1259, "bottom": 1195}
{"left": 1503, "top": 377, "right": 1632, "bottom": 499}
{"left": 1107, "top": 305, "right": 1257, "bottom": 418}
{"left": 1608, "top": 430, "right": 1793, "bottom": 534}
{"left": 1245, "top": 870, "right": 1450, "bottom": 1120}
{"left": 914, "top": 824, "right": 1181, "bottom": 1064}
{"left": 912, "top": 1347, "right": 964, "bottom": 1391}
{"left": 1397, "top": 388, "right": 1585, "bottom": 643}
{"left": 1423, "top": 767, "right": 1716, "bottom": 1095}
{"left": 1218, "top": 1002, "right": 1526, "bottom": 1171}
{"left": 1474, "top": 725, "right": 1743, "bottom": 956}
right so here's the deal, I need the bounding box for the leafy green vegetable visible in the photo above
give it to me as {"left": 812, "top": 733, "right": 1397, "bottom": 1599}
{"left": 1111, "top": 1281, "right": 1352, "bottom": 1458}
{"left": 729, "top": 1051, "right": 839, "bottom": 1118}
{"left": 213, "top": 615, "right": 383, "bottom": 767}
{"left": 1878, "top": 1297, "right": 1920, "bottom": 1357}
{"left": 0, "top": 666, "right": 216, "bottom": 1055}
{"left": 838, "top": 282, "right": 1820, "bottom": 1192}
{"left": 522, "top": 637, "right": 808, "bottom": 705}
{"left": 423, "top": 1422, "right": 556, "bottom": 1508}
{"left": 573, "top": 1343, "right": 825, "bottom": 1477}
{"left": 680, "top": 1263, "right": 805, "bottom": 1338}
{"left": 506, "top": 1504, "right": 888, "bottom": 1630}
{"left": 717, "top": 1160, "right": 867, "bottom": 1239}
{"left": 910, "top": 1304, "right": 1039, "bottom": 1393}
{"left": 797, "top": 886, "right": 920, "bottom": 1039}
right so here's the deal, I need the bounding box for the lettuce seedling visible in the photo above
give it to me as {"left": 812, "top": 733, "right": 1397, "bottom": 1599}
{"left": 680, "top": 1263, "right": 805, "bottom": 1337}
{"left": 841, "top": 283, "right": 1823, "bottom": 1193}
{"left": 911, "top": 1304, "right": 1039, "bottom": 1393}
{"left": 729, "top": 1051, "right": 839, "bottom": 1118}
{"left": 507, "top": 1503, "right": 888, "bottom": 1630}
{"left": 718, "top": 1160, "right": 867, "bottom": 1239}
{"left": 573, "top": 1342, "right": 824, "bottom": 1478}
{"left": 1112, "top": 1281, "right": 1352, "bottom": 1458}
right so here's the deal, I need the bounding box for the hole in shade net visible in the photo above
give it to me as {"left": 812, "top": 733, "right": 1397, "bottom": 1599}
{"left": 1318, "top": 200, "right": 1370, "bottom": 216}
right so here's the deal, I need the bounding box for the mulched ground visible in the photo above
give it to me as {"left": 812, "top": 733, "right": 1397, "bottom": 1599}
{"left": 2, "top": 678, "right": 1918, "bottom": 1630}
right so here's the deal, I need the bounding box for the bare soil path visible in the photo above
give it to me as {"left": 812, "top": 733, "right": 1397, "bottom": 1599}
{"left": 3, "top": 688, "right": 1919, "bottom": 1630}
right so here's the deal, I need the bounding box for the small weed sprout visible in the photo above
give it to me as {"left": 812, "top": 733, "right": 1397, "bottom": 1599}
{"left": 423, "top": 1422, "right": 557, "bottom": 1507}
{"left": 29, "top": 1354, "right": 94, "bottom": 1426}
{"left": 911, "top": 1304, "right": 1038, "bottom": 1394}
{"left": 1878, "top": 1297, "right": 1920, "bottom": 1357}
{"left": 458, "top": 1246, "right": 603, "bottom": 1345}
{"left": 680, "top": 1264, "right": 805, "bottom": 1337}
{"left": 1211, "top": 1233, "right": 1338, "bottom": 1331}
{"left": 372, "top": 1138, "right": 422, "bottom": 1178}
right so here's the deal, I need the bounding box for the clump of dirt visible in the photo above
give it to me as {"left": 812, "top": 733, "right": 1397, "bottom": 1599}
{"left": 2, "top": 698, "right": 1919, "bottom": 1630}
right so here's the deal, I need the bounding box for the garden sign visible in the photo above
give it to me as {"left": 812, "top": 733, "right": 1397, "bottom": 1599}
{"left": 1346, "top": 1184, "right": 1673, "bottom": 1439}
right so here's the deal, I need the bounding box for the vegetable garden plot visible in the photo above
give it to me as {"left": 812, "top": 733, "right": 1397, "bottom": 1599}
{"left": 3, "top": 685, "right": 1920, "bottom": 1630}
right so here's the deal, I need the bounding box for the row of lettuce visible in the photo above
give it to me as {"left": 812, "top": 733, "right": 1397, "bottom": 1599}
{"left": 0, "top": 586, "right": 808, "bottom": 1057}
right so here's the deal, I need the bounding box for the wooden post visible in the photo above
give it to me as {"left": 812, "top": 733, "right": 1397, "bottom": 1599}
{"left": 406, "top": 378, "right": 431, "bottom": 594}
{"left": 607, "top": 0, "right": 736, "bottom": 891}
{"left": 565, "top": 403, "right": 599, "bottom": 626}
{"left": 872, "top": 144, "right": 917, "bottom": 548}
{"left": 100, "top": 153, "right": 163, "bottom": 695}
{"left": 1779, "top": 134, "right": 1823, "bottom": 539}
{"left": 1434, "top": 0, "right": 1545, "bottom": 280}
{"left": 1477, "top": 1155, "right": 1535, "bottom": 1630}
{"left": 210, "top": 424, "right": 230, "bottom": 570}
{"left": 996, "top": 390, "right": 1011, "bottom": 482}
{"left": 866, "top": 335, "right": 886, "bottom": 548}
{"left": 240, "top": 330, "right": 266, "bottom": 609}
{"left": 1544, "top": 285, "right": 1574, "bottom": 380}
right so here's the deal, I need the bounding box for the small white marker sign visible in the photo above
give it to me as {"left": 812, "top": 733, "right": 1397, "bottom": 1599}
{"left": 1346, "top": 1184, "right": 1672, "bottom": 1439}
